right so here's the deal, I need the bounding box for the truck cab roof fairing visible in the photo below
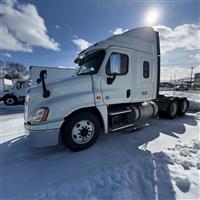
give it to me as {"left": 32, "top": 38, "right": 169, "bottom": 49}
{"left": 76, "top": 27, "right": 157, "bottom": 60}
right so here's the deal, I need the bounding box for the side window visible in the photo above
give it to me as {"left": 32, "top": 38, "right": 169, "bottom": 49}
{"left": 20, "top": 82, "right": 25, "bottom": 88}
{"left": 143, "top": 61, "right": 149, "bottom": 78}
{"left": 106, "top": 52, "right": 128, "bottom": 75}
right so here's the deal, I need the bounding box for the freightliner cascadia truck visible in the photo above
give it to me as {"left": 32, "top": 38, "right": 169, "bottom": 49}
{"left": 24, "top": 27, "right": 189, "bottom": 151}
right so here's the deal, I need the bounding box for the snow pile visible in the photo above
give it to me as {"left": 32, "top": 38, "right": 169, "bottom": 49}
{"left": 1, "top": 104, "right": 199, "bottom": 199}
{"left": 163, "top": 140, "right": 200, "bottom": 199}
{"left": 167, "top": 141, "right": 200, "bottom": 170}
{"left": 33, "top": 151, "right": 176, "bottom": 200}
{"left": 0, "top": 103, "right": 24, "bottom": 143}
{"left": 32, "top": 140, "right": 200, "bottom": 200}
{"left": 34, "top": 158, "right": 158, "bottom": 200}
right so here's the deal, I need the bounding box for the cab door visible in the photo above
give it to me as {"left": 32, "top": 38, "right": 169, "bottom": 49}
{"left": 100, "top": 48, "right": 132, "bottom": 105}
{"left": 131, "top": 52, "right": 156, "bottom": 102}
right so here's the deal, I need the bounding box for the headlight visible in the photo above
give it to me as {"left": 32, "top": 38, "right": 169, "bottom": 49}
{"left": 29, "top": 107, "right": 49, "bottom": 123}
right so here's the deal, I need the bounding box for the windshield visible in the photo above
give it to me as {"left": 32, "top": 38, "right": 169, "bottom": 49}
{"left": 77, "top": 50, "right": 105, "bottom": 75}
{"left": 16, "top": 81, "right": 30, "bottom": 89}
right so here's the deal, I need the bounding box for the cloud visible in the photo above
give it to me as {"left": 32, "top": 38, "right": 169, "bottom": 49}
{"left": 0, "top": 24, "right": 32, "bottom": 52}
{"left": 161, "top": 66, "right": 200, "bottom": 81}
{"left": 190, "top": 53, "right": 200, "bottom": 62}
{"left": 153, "top": 24, "right": 200, "bottom": 80}
{"left": 110, "top": 28, "right": 129, "bottom": 35}
{"left": 72, "top": 38, "right": 92, "bottom": 51}
{"left": 154, "top": 24, "right": 199, "bottom": 54}
{"left": 55, "top": 25, "right": 61, "bottom": 29}
{"left": 3, "top": 53, "right": 11, "bottom": 58}
{"left": 0, "top": 0, "right": 60, "bottom": 52}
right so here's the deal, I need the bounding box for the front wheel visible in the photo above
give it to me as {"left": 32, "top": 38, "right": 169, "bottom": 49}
{"left": 61, "top": 112, "right": 100, "bottom": 151}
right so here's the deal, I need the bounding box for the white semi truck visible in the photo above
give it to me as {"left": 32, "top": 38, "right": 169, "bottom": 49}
{"left": 0, "top": 79, "right": 30, "bottom": 105}
{"left": 0, "top": 78, "right": 13, "bottom": 100}
{"left": 24, "top": 27, "right": 189, "bottom": 151}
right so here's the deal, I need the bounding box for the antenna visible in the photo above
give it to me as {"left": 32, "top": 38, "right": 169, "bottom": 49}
{"left": 190, "top": 67, "right": 194, "bottom": 88}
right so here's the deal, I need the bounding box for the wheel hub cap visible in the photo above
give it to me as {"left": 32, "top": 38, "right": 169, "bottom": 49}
{"left": 80, "top": 128, "right": 89, "bottom": 137}
{"left": 72, "top": 120, "right": 94, "bottom": 144}
{"left": 7, "top": 98, "right": 14, "bottom": 104}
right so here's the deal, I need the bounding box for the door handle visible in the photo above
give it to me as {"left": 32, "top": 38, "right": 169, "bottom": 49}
{"left": 126, "top": 89, "right": 131, "bottom": 98}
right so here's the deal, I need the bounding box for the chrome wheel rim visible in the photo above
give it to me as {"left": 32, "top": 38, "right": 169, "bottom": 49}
{"left": 72, "top": 120, "right": 94, "bottom": 144}
{"left": 6, "top": 98, "right": 14, "bottom": 105}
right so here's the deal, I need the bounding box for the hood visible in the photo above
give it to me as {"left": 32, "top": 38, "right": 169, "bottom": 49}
{"left": 26, "top": 75, "right": 93, "bottom": 116}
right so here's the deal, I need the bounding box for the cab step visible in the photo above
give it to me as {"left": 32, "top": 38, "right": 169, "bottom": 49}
{"left": 111, "top": 123, "right": 134, "bottom": 132}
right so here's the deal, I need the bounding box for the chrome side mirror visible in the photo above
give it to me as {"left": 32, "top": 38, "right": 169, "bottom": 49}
{"left": 110, "top": 54, "right": 121, "bottom": 74}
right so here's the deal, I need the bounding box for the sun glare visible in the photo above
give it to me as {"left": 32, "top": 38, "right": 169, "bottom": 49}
{"left": 145, "top": 8, "right": 160, "bottom": 25}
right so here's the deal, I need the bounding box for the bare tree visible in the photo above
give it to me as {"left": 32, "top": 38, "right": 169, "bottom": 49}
{"left": 5, "top": 61, "right": 28, "bottom": 79}
{"left": 0, "top": 60, "right": 28, "bottom": 79}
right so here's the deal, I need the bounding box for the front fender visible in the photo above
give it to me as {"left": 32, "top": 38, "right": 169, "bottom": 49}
{"left": 47, "top": 90, "right": 95, "bottom": 121}
{"left": 26, "top": 90, "right": 95, "bottom": 131}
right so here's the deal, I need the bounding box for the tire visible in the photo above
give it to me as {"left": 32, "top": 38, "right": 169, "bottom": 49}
{"left": 61, "top": 112, "right": 100, "bottom": 151}
{"left": 177, "top": 98, "right": 189, "bottom": 116}
{"left": 167, "top": 101, "right": 178, "bottom": 119}
{"left": 4, "top": 95, "right": 18, "bottom": 105}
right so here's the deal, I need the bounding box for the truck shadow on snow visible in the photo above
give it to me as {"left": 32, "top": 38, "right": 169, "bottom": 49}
{"left": 1, "top": 114, "right": 198, "bottom": 199}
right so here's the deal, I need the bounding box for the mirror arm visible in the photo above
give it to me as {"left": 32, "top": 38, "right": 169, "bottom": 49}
{"left": 39, "top": 70, "right": 50, "bottom": 98}
{"left": 37, "top": 78, "right": 41, "bottom": 85}
{"left": 107, "top": 74, "right": 117, "bottom": 85}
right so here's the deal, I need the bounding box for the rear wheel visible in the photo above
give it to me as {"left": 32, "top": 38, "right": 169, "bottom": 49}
{"left": 167, "top": 101, "right": 178, "bottom": 119}
{"left": 4, "top": 95, "right": 18, "bottom": 105}
{"left": 61, "top": 112, "right": 100, "bottom": 151}
{"left": 177, "top": 98, "right": 189, "bottom": 116}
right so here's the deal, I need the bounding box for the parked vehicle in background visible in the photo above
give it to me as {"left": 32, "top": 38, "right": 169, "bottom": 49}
{"left": 24, "top": 27, "right": 189, "bottom": 151}
{"left": 166, "top": 83, "right": 174, "bottom": 89}
{"left": 159, "top": 82, "right": 174, "bottom": 91}
{"left": 0, "top": 79, "right": 31, "bottom": 105}
{"left": 191, "top": 84, "right": 200, "bottom": 90}
{"left": 175, "top": 84, "right": 189, "bottom": 91}
{"left": 0, "top": 78, "right": 13, "bottom": 101}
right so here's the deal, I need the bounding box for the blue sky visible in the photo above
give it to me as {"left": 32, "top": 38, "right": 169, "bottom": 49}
{"left": 0, "top": 0, "right": 199, "bottom": 80}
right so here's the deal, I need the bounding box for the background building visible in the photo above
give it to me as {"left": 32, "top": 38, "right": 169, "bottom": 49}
{"left": 194, "top": 73, "right": 200, "bottom": 85}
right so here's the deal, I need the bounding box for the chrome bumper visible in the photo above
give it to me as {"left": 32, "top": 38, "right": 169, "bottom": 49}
{"left": 26, "top": 128, "right": 60, "bottom": 147}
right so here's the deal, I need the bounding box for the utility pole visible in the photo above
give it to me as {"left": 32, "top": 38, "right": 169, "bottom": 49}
{"left": 190, "top": 67, "right": 194, "bottom": 88}
{"left": 170, "top": 75, "right": 172, "bottom": 83}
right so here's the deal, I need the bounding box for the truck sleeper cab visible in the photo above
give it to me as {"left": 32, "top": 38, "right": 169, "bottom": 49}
{"left": 24, "top": 27, "right": 189, "bottom": 151}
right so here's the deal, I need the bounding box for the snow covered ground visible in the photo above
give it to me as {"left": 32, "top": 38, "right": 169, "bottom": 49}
{"left": 0, "top": 96, "right": 200, "bottom": 200}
